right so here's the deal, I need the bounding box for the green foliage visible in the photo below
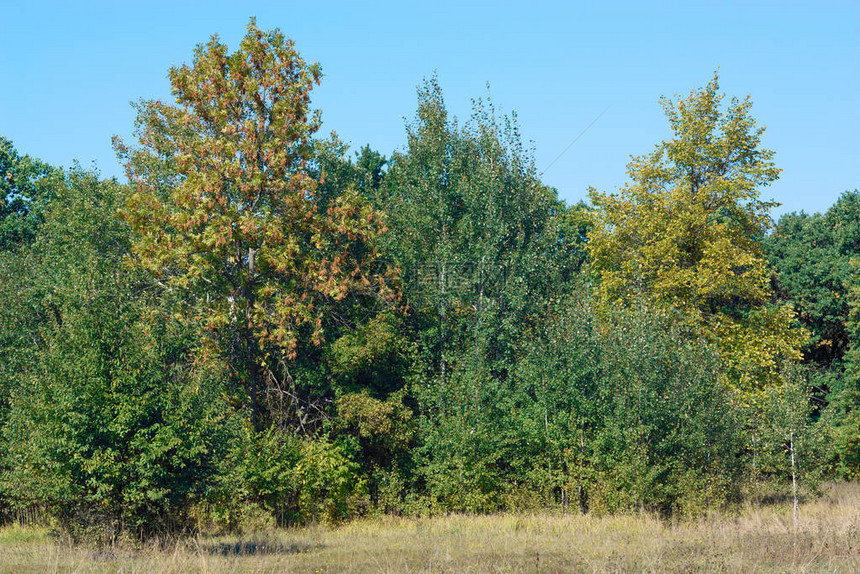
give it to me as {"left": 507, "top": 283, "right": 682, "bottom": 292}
{"left": 381, "top": 78, "right": 580, "bottom": 380}
{"left": 0, "top": 169, "right": 231, "bottom": 542}
{"left": 0, "top": 146, "right": 64, "bottom": 520}
{"left": 213, "top": 426, "right": 300, "bottom": 529}
{"left": 519, "top": 296, "right": 744, "bottom": 517}
{"left": 375, "top": 78, "right": 588, "bottom": 513}
{"left": 293, "top": 436, "right": 367, "bottom": 523}
{"left": 313, "top": 135, "right": 387, "bottom": 207}
{"left": 766, "top": 190, "right": 860, "bottom": 369}
{"left": 0, "top": 137, "right": 61, "bottom": 250}
{"left": 588, "top": 73, "right": 804, "bottom": 396}
{"left": 380, "top": 77, "right": 583, "bottom": 372}
{"left": 336, "top": 391, "right": 413, "bottom": 460}
{"left": 211, "top": 428, "right": 366, "bottom": 528}
{"left": 2, "top": 29, "right": 853, "bottom": 540}
{"left": 333, "top": 386, "right": 415, "bottom": 511}
{"left": 326, "top": 313, "right": 413, "bottom": 397}
{"left": 408, "top": 293, "right": 743, "bottom": 517}
{"left": 410, "top": 360, "right": 511, "bottom": 514}
{"left": 831, "top": 257, "right": 860, "bottom": 478}
{"left": 766, "top": 191, "right": 860, "bottom": 478}
{"left": 751, "top": 363, "right": 827, "bottom": 503}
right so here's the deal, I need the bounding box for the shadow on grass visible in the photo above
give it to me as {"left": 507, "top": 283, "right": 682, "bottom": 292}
{"left": 204, "top": 539, "right": 323, "bottom": 556}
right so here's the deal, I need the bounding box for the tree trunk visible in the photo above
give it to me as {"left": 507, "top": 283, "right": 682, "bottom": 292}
{"left": 245, "top": 247, "right": 262, "bottom": 432}
{"left": 790, "top": 430, "right": 798, "bottom": 530}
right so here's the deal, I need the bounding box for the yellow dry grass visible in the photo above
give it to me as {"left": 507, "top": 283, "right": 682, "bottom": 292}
{"left": 1, "top": 483, "right": 857, "bottom": 573}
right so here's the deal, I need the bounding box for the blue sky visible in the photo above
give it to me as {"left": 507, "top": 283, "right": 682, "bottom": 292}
{"left": 1, "top": 0, "right": 857, "bottom": 217}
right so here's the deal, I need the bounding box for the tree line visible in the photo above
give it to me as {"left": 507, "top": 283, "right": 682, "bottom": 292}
{"left": 1, "top": 21, "right": 857, "bottom": 543}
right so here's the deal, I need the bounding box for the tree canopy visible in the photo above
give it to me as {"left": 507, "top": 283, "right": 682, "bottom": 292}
{"left": 767, "top": 191, "right": 860, "bottom": 370}
{"left": 588, "top": 73, "right": 805, "bottom": 396}
{"left": 116, "top": 20, "right": 395, "bottom": 430}
{"left": 0, "top": 136, "right": 60, "bottom": 250}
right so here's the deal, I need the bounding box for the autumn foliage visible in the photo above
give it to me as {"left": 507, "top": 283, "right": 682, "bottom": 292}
{"left": 116, "top": 20, "right": 396, "bottom": 429}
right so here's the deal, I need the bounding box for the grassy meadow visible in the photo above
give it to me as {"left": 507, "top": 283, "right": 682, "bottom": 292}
{"left": 1, "top": 483, "right": 857, "bottom": 573}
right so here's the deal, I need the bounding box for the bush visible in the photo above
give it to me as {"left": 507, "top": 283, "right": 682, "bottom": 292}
{"left": 456, "top": 296, "right": 746, "bottom": 518}
{"left": 207, "top": 427, "right": 367, "bottom": 530}
{"left": 0, "top": 171, "right": 231, "bottom": 543}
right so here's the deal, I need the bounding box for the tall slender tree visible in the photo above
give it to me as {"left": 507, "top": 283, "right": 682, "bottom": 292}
{"left": 376, "top": 78, "right": 585, "bottom": 510}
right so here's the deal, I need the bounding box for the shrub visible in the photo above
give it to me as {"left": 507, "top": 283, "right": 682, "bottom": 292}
{"left": 0, "top": 170, "right": 231, "bottom": 543}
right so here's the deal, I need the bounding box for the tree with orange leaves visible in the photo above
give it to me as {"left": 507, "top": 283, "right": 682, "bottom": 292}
{"left": 115, "top": 20, "right": 395, "bottom": 431}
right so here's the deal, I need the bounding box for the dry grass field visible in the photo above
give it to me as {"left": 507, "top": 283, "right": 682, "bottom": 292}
{"left": 1, "top": 483, "right": 857, "bottom": 573}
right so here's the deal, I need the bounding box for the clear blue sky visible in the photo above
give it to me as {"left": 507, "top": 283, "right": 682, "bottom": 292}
{"left": 1, "top": 0, "right": 857, "bottom": 217}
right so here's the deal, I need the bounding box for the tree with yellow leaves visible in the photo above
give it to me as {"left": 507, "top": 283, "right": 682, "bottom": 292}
{"left": 588, "top": 73, "right": 805, "bottom": 396}
{"left": 116, "top": 20, "right": 395, "bottom": 430}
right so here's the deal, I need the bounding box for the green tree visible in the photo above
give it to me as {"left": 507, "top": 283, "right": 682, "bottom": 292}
{"left": 765, "top": 191, "right": 860, "bottom": 477}
{"left": 588, "top": 73, "right": 804, "bottom": 397}
{"left": 354, "top": 144, "right": 387, "bottom": 197}
{"left": 377, "top": 78, "right": 588, "bottom": 511}
{"left": 117, "top": 20, "right": 394, "bottom": 431}
{"left": 0, "top": 137, "right": 61, "bottom": 250}
{"left": 0, "top": 169, "right": 231, "bottom": 542}
{"left": 766, "top": 191, "right": 860, "bottom": 370}
{"left": 512, "top": 296, "right": 744, "bottom": 517}
{"left": 754, "top": 364, "right": 825, "bottom": 525}
{"left": 831, "top": 258, "right": 860, "bottom": 477}
{"left": 0, "top": 146, "right": 62, "bottom": 521}
{"left": 312, "top": 135, "right": 388, "bottom": 209}
{"left": 381, "top": 78, "right": 582, "bottom": 383}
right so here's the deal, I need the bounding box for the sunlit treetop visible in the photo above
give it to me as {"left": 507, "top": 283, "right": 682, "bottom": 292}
{"left": 116, "top": 19, "right": 395, "bottom": 364}
{"left": 588, "top": 73, "right": 805, "bottom": 396}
